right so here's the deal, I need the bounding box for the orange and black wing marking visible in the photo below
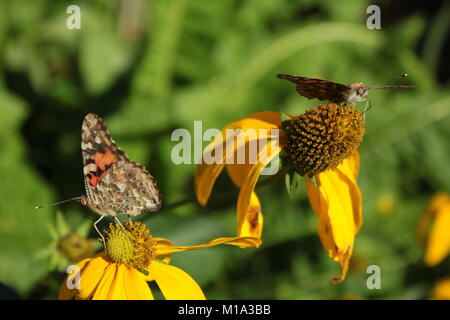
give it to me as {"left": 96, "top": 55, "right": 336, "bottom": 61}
{"left": 277, "top": 74, "right": 352, "bottom": 103}
{"left": 81, "top": 113, "right": 127, "bottom": 189}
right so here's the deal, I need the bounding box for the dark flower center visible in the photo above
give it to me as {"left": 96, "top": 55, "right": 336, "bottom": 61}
{"left": 284, "top": 103, "right": 365, "bottom": 177}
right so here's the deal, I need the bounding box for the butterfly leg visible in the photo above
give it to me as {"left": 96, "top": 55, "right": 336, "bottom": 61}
{"left": 93, "top": 215, "right": 106, "bottom": 250}
{"left": 363, "top": 100, "right": 371, "bottom": 121}
{"left": 113, "top": 216, "right": 127, "bottom": 232}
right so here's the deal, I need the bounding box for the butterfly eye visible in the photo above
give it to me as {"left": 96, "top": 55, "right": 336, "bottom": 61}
{"left": 357, "top": 87, "right": 366, "bottom": 95}
{"left": 139, "top": 189, "right": 148, "bottom": 196}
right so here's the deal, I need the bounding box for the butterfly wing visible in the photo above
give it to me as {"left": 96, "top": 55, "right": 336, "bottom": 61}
{"left": 92, "top": 160, "right": 162, "bottom": 216}
{"left": 81, "top": 113, "right": 161, "bottom": 216}
{"left": 277, "top": 74, "right": 352, "bottom": 103}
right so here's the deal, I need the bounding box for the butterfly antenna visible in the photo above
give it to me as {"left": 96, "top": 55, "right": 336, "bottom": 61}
{"left": 368, "top": 73, "right": 415, "bottom": 89}
{"left": 369, "top": 84, "right": 415, "bottom": 90}
{"left": 35, "top": 196, "right": 83, "bottom": 209}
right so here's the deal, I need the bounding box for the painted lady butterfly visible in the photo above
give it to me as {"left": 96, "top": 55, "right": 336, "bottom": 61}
{"left": 277, "top": 74, "right": 413, "bottom": 104}
{"left": 79, "top": 113, "right": 161, "bottom": 237}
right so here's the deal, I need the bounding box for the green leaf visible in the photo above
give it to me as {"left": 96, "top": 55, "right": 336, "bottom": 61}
{"left": 0, "top": 88, "right": 53, "bottom": 295}
{"left": 79, "top": 8, "right": 134, "bottom": 95}
{"left": 75, "top": 220, "right": 93, "bottom": 239}
{"left": 285, "top": 170, "right": 303, "bottom": 199}
{"left": 46, "top": 221, "right": 59, "bottom": 241}
{"left": 138, "top": 269, "right": 149, "bottom": 276}
{"left": 55, "top": 211, "right": 71, "bottom": 236}
{"left": 280, "top": 112, "right": 290, "bottom": 122}
{"left": 310, "top": 176, "right": 319, "bottom": 189}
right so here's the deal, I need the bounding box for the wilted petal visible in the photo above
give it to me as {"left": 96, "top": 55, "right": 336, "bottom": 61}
{"left": 335, "top": 153, "right": 363, "bottom": 232}
{"left": 226, "top": 150, "right": 255, "bottom": 187}
{"left": 238, "top": 192, "right": 264, "bottom": 238}
{"left": 236, "top": 139, "right": 282, "bottom": 239}
{"left": 306, "top": 177, "right": 338, "bottom": 259}
{"left": 195, "top": 112, "right": 281, "bottom": 205}
{"left": 306, "top": 154, "right": 362, "bottom": 283}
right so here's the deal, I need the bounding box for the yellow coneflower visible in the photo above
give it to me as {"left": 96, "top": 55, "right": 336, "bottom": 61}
{"left": 417, "top": 193, "right": 450, "bottom": 267}
{"left": 195, "top": 104, "right": 364, "bottom": 283}
{"left": 59, "top": 221, "right": 260, "bottom": 300}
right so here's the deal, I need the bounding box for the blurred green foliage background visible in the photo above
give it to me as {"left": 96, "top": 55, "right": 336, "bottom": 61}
{"left": 0, "top": 0, "right": 449, "bottom": 300}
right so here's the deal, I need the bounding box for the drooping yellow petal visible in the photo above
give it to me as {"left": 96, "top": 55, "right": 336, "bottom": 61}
{"left": 153, "top": 236, "right": 262, "bottom": 257}
{"left": 330, "top": 248, "right": 352, "bottom": 284}
{"left": 306, "top": 159, "right": 362, "bottom": 283}
{"left": 226, "top": 112, "right": 282, "bottom": 187}
{"left": 236, "top": 139, "right": 282, "bottom": 238}
{"left": 306, "top": 177, "right": 337, "bottom": 259}
{"left": 238, "top": 192, "right": 264, "bottom": 238}
{"left": 195, "top": 111, "right": 281, "bottom": 205}
{"left": 195, "top": 148, "right": 228, "bottom": 206}
{"left": 422, "top": 194, "right": 450, "bottom": 266}
{"left": 345, "top": 151, "right": 360, "bottom": 179}
{"left": 318, "top": 170, "right": 355, "bottom": 276}
{"left": 429, "top": 277, "right": 450, "bottom": 300}
{"left": 226, "top": 148, "right": 256, "bottom": 187}
{"left": 334, "top": 153, "right": 363, "bottom": 232}
{"left": 148, "top": 260, "right": 206, "bottom": 300}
